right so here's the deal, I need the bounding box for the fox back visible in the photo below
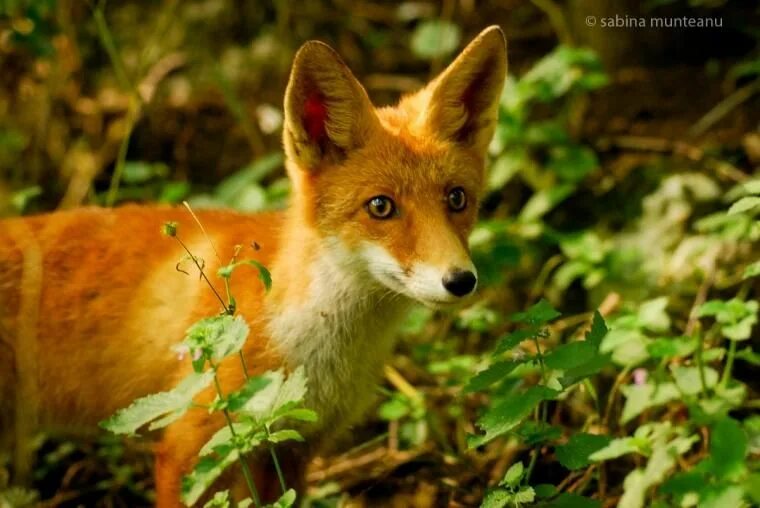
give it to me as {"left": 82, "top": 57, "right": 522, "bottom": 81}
{"left": 0, "top": 26, "right": 507, "bottom": 506}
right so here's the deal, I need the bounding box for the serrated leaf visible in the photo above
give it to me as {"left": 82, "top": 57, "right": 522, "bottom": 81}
{"left": 481, "top": 489, "right": 512, "bottom": 508}
{"left": 470, "top": 386, "right": 559, "bottom": 448}
{"left": 511, "top": 299, "right": 561, "bottom": 325}
{"left": 227, "top": 376, "right": 272, "bottom": 412}
{"left": 464, "top": 360, "right": 522, "bottom": 393}
{"left": 555, "top": 433, "right": 611, "bottom": 470}
{"left": 728, "top": 196, "right": 760, "bottom": 215}
{"left": 100, "top": 371, "right": 214, "bottom": 435}
{"left": 585, "top": 311, "right": 608, "bottom": 348}
{"left": 183, "top": 315, "right": 250, "bottom": 365}
{"left": 182, "top": 447, "right": 239, "bottom": 506}
{"left": 203, "top": 490, "right": 231, "bottom": 508}
{"left": 241, "top": 366, "right": 310, "bottom": 424}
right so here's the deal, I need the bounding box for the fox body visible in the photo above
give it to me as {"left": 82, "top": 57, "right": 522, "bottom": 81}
{"left": 0, "top": 27, "right": 507, "bottom": 505}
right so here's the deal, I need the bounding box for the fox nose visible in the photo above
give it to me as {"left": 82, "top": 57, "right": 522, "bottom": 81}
{"left": 442, "top": 269, "right": 477, "bottom": 297}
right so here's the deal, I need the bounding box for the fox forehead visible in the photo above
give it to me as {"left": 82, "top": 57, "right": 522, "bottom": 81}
{"left": 312, "top": 120, "right": 485, "bottom": 201}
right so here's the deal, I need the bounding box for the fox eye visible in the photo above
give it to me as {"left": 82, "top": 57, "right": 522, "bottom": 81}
{"left": 447, "top": 187, "right": 467, "bottom": 212}
{"left": 366, "top": 196, "right": 396, "bottom": 219}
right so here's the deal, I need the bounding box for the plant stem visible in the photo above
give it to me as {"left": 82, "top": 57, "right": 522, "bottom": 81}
{"left": 174, "top": 236, "right": 229, "bottom": 314}
{"left": 236, "top": 339, "right": 285, "bottom": 493}
{"left": 208, "top": 360, "right": 262, "bottom": 507}
{"left": 720, "top": 339, "right": 737, "bottom": 388}
{"left": 264, "top": 425, "right": 288, "bottom": 494}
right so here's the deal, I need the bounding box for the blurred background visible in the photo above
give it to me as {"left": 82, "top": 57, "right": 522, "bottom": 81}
{"left": 1, "top": 1, "right": 759, "bottom": 507}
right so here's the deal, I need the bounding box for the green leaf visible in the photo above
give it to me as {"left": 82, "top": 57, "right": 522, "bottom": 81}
{"left": 183, "top": 315, "right": 250, "bottom": 366}
{"left": 671, "top": 365, "right": 718, "bottom": 395}
{"left": 743, "top": 261, "right": 760, "bottom": 280}
{"left": 203, "top": 490, "right": 231, "bottom": 508}
{"left": 219, "top": 260, "right": 272, "bottom": 292}
{"left": 546, "top": 144, "right": 598, "bottom": 182}
{"left": 464, "top": 360, "right": 522, "bottom": 393}
{"left": 511, "top": 299, "right": 561, "bottom": 325}
{"left": 708, "top": 417, "right": 747, "bottom": 480}
{"left": 481, "top": 489, "right": 512, "bottom": 508}
{"left": 585, "top": 311, "right": 608, "bottom": 349}
{"left": 493, "top": 327, "right": 541, "bottom": 355}
{"left": 698, "top": 298, "right": 759, "bottom": 340}
{"left": 226, "top": 376, "right": 272, "bottom": 412}
{"left": 646, "top": 336, "right": 697, "bottom": 359}
{"left": 518, "top": 184, "right": 575, "bottom": 222}
{"left": 700, "top": 485, "right": 746, "bottom": 508}
{"left": 514, "top": 421, "right": 562, "bottom": 446}
{"left": 266, "top": 429, "right": 304, "bottom": 444}
{"left": 620, "top": 382, "right": 680, "bottom": 424}
{"left": 470, "top": 386, "right": 559, "bottom": 448}
{"left": 411, "top": 20, "right": 461, "bottom": 60}
{"left": 241, "top": 366, "right": 311, "bottom": 423}
{"left": 589, "top": 436, "right": 641, "bottom": 461}
{"left": 545, "top": 342, "right": 597, "bottom": 370}
{"left": 555, "top": 433, "right": 611, "bottom": 470}
{"left": 100, "top": 371, "right": 214, "bottom": 435}
{"left": 637, "top": 297, "right": 671, "bottom": 333}
{"left": 500, "top": 462, "right": 524, "bottom": 488}
{"left": 728, "top": 196, "right": 760, "bottom": 215}
{"left": 546, "top": 493, "right": 601, "bottom": 508}
{"left": 269, "top": 489, "right": 297, "bottom": 508}
{"left": 182, "top": 446, "right": 239, "bottom": 506}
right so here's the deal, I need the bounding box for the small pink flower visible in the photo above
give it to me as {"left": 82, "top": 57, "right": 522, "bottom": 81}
{"left": 633, "top": 368, "right": 648, "bottom": 385}
{"left": 173, "top": 344, "right": 190, "bottom": 361}
{"left": 192, "top": 348, "right": 203, "bottom": 361}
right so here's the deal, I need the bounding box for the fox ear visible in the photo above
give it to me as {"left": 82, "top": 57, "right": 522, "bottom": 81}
{"left": 416, "top": 26, "right": 507, "bottom": 155}
{"left": 283, "top": 41, "right": 380, "bottom": 170}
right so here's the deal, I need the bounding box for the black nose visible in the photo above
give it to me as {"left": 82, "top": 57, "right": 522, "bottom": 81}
{"left": 442, "top": 269, "right": 477, "bottom": 297}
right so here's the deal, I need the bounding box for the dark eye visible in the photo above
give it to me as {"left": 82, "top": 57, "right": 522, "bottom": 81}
{"left": 366, "top": 195, "right": 396, "bottom": 219}
{"left": 447, "top": 187, "right": 467, "bottom": 212}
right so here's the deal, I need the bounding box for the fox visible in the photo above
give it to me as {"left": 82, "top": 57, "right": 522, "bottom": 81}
{"left": 0, "top": 26, "right": 507, "bottom": 505}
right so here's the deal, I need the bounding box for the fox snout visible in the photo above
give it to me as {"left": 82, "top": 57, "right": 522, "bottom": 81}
{"left": 442, "top": 268, "right": 477, "bottom": 297}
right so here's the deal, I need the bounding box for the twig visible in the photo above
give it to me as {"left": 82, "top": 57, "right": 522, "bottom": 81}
{"left": 530, "top": 0, "right": 573, "bottom": 45}
{"left": 689, "top": 77, "right": 760, "bottom": 137}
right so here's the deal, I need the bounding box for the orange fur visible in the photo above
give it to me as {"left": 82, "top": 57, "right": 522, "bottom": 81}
{"left": 0, "top": 27, "right": 506, "bottom": 506}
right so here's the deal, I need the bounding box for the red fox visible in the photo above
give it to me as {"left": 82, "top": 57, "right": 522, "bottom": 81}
{"left": 0, "top": 26, "right": 507, "bottom": 505}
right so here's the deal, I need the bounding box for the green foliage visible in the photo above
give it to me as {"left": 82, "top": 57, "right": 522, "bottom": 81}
{"left": 411, "top": 20, "right": 461, "bottom": 59}
{"left": 100, "top": 371, "right": 215, "bottom": 435}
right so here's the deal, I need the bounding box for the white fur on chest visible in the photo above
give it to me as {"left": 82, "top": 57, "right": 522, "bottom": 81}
{"left": 267, "top": 240, "right": 408, "bottom": 433}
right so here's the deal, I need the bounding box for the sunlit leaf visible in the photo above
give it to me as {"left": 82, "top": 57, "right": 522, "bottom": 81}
{"left": 100, "top": 371, "right": 214, "bottom": 435}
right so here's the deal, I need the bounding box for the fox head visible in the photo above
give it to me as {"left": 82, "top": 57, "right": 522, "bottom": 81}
{"left": 282, "top": 26, "right": 507, "bottom": 307}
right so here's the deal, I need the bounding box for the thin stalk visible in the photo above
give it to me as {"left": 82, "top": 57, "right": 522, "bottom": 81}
{"left": 720, "top": 339, "right": 737, "bottom": 388}
{"left": 235, "top": 331, "right": 285, "bottom": 493}
{"left": 264, "top": 425, "right": 288, "bottom": 494}
{"left": 174, "top": 236, "right": 229, "bottom": 314}
{"left": 209, "top": 360, "right": 262, "bottom": 507}
{"left": 106, "top": 97, "right": 138, "bottom": 206}
{"left": 525, "top": 331, "right": 548, "bottom": 484}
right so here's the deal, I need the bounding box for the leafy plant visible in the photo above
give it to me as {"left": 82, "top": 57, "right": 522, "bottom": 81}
{"left": 100, "top": 222, "right": 315, "bottom": 507}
